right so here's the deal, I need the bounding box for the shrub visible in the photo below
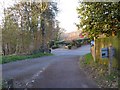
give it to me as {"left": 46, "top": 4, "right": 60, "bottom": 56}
{"left": 51, "top": 45, "right": 59, "bottom": 49}
{"left": 68, "top": 45, "right": 72, "bottom": 49}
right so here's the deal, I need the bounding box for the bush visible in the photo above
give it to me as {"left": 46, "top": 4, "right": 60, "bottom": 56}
{"left": 68, "top": 45, "right": 72, "bottom": 49}
{"left": 51, "top": 45, "right": 59, "bottom": 49}
{"left": 49, "top": 40, "right": 55, "bottom": 48}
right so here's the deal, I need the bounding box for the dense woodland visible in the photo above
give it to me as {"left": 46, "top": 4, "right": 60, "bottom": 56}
{"left": 1, "top": 1, "right": 60, "bottom": 55}
{"left": 77, "top": 2, "right": 120, "bottom": 39}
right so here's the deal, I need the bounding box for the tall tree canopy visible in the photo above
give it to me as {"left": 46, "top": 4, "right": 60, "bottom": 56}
{"left": 2, "top": 1, "right": 60, "bottom": 55}
{"left": 77, "top": 2, "right": 120, "bottom": 39}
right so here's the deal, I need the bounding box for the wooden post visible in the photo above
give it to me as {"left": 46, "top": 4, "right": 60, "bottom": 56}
{"left": 94, "top": 37, "right": 96, "bottom": 62}
{"left": 108, "top": 45, "right": 114, "bottom": 75}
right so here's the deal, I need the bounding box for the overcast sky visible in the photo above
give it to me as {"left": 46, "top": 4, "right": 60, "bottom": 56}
{"left": 0, "top": 0, "right": 79, "bottom": 33}
{"left": 56, "top": 0, "right": 79, "bottom": 33}
{"left": 0, "top": 0, "right": 16, "bottom": 26}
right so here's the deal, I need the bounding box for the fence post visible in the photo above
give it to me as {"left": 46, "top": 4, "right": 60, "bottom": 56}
{"left": 108, "top": 45, "right": 114, "bottom": 75}
{"left": 94, "top": 37, "right": 96, "bottom": 62}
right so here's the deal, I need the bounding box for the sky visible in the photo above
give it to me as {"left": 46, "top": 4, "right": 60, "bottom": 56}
{"left": 56, "top": 0, "right": 79, "bottom": 33}
{"left": 0, "top": 0, "right": 16, "bottom": 26}
{"left": 0, "top": 0, "right": 80, "bottom": 33}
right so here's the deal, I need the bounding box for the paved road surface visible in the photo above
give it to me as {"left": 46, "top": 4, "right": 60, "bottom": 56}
{"left": 2, "top": 45, "right": 98, "bottom": 88}
{"left": 52, "top": 45, "right": 90, "bottom": 56}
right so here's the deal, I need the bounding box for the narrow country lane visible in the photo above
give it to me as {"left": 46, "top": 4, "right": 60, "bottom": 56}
{"left": 2, "top": 45, "right": 98, "bottom": 88}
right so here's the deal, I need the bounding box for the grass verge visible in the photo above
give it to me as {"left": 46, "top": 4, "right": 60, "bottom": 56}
{"left": 1, "top": 53, "right": 53, "bottom": 64}
{"left": 80, "top": 53, "right": 118, "bottom": 88}
{"left": 83, "top": 53, "right": 93, "bottom": 64}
